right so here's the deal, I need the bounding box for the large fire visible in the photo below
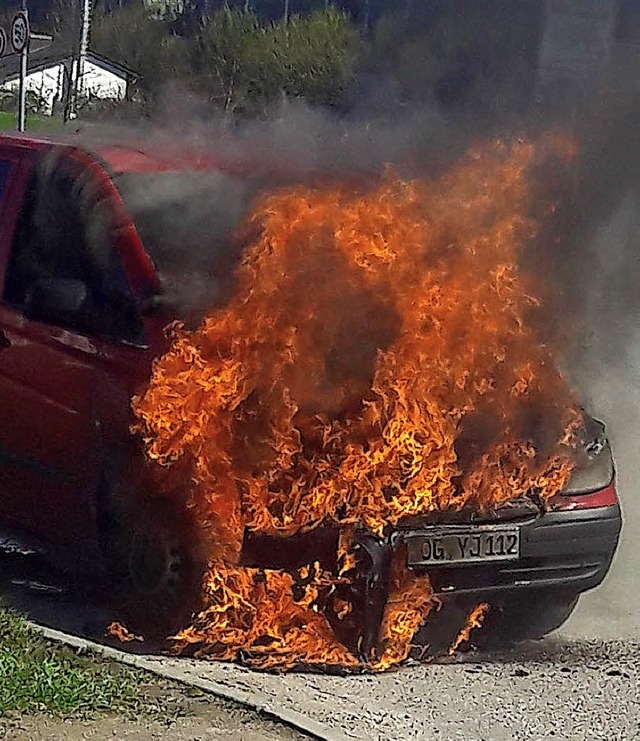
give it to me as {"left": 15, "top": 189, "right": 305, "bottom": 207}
{"left": 131, "top": 138, "right": 581, "bottom": 671}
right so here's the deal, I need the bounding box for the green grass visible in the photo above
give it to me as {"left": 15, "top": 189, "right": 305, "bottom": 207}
{"left": 0, "top": 111, "right": 63, "bottom": 134}
{"left": 0, "top": 607, "right": 146, "bottom": 718}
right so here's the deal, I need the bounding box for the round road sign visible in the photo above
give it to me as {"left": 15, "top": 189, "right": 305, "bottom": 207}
{"left": 0, "top": 28, "right": 6, "bottom": 58}
{"left": 10, "top": 12, "right": 29, "bottom": 54}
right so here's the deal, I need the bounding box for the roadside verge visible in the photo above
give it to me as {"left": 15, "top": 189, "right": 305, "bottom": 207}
{"left": 25, "top": 621, "right": 340, "bottom": 741}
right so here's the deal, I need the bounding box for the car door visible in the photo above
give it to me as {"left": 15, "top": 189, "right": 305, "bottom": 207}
{"left": 0, "top": 146, "right": 148, "bottom": 546}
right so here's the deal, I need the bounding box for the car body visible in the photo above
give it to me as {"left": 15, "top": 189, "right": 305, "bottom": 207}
{"left": 0, "top": 133, "right": 622, "bottom": 647}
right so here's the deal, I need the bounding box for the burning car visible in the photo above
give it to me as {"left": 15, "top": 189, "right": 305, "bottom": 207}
{"left": 0, "top": 133, "right": 622, "bottom": 669}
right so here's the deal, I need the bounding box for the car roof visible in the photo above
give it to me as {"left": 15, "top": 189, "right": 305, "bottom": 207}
{"left": 0, "top": 131, "right": 230, "bottom": 175}
{"left": 0, "top": 130, "right": 359, "bottom": 185}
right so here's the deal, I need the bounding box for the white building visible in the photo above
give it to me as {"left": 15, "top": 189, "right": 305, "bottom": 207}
{"left": 0, "top": 42, "right": 137, "bottom": 115}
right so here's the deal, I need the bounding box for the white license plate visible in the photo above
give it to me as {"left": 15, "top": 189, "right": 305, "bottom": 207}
{"left": 406, "top": 527, "right": 520, "bottom": 566}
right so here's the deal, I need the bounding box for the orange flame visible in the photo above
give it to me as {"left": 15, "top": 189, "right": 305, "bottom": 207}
{"left": 449, "top": 603, "right": 490, "bottom": 655}
{"left": 106, "top": 621, "right": 144, "bottom": 643}
{"left": 132, "top": 137, "right": 580, "bottom": 671}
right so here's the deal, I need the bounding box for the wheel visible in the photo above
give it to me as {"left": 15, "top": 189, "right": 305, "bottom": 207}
{"left": 491, "top": 590, "right": 580, "bottom": 644}
{"left": 99, "top": 491, "right": 204, "bottom": 638}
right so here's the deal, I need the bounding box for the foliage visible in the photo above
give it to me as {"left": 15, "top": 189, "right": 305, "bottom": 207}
{"left": 193, "top": 6, "right": 359, "bottom": 114}
{"left": 0, "top": 90, "right": 48, "bottom": 117}
{"left": 0, "top": 0, "right": 543, "bottom": 122}
{"left": 91, "top": 0, "right": 190, "bottom": 105}
{"left": 0, "top": 111, "right": 63, "bottom": 133}
{"left": 0, "top": 607, "right": 142, "bottom": 717}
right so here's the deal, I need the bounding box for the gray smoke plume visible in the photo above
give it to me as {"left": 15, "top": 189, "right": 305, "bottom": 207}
{"left": 551, "top": 93, "right": 640, "bottom": 640}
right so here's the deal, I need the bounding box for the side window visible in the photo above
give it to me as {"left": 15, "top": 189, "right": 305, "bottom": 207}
{"left": 3, "top": 154, "right": 144, "bottom": 345}
{"left": 0, "top": 160, "right": 12, "bottom": 210}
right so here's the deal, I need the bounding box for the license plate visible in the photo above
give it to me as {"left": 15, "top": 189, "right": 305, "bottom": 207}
{"left": 406, "top": 527, "right": 520, "bottom": 566}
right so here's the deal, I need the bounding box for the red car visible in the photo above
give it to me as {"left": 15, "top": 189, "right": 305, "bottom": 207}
{"left": 0, "top": 133, "right": 622, "bottom": 647}
{"left": 0, "top": 134, "right": 215, "bottom": 624}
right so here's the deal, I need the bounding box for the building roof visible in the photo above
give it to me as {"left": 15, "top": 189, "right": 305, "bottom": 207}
{"left": 0, "top": 41, "right": 138, "bottom": 86}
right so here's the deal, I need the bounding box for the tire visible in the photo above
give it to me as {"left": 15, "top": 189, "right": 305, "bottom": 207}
{"left": 99, "top": 491, "right": 204, "bottom": 638}
{"left": 494, "top": 590, "right": 580, "bottom": 644}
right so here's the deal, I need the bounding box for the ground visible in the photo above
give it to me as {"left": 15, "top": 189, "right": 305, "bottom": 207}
{"left": 100, "top": 637, "right": 639, "bottom": 740}
{"left": 0, "top": 677, "right": 304, "bottom": 740}
{"left": 0, "top": 609, "right": 304, "bottom": 740}
{"left": 0, "top": 112, "right": 62, "bottom": 134}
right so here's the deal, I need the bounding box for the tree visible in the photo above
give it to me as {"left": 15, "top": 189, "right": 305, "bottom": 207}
{"left": 194, "top": 6, "right": 359, "bottom": 115}
{"left": 91, "top": 0, "right": 190, "bottom": 105}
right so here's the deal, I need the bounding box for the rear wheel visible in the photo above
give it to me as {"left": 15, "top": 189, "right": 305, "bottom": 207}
{"left": 492, "top": 590, "right": 580, "bottom": 644}
{"left": 100, "top": 492, "right": 203, "bottom": 638}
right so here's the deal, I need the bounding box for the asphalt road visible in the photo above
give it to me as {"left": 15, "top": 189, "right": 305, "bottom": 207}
{"left": 158, "top": 638, "right": 638, "bottom": 740}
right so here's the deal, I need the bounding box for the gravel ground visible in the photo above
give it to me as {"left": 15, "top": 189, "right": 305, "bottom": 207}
{"left": 142, "top": 637, "right": 638, "bottom": 741}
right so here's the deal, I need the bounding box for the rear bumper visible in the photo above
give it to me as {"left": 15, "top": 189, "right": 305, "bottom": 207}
{"left": 244, "top": 494, "right": 622, "bottom": 661}
{"left": 343, "top": 501, "right": 622, "bottom": 659}
{"left": 400, "top": 503, "right": 622, "bottom": 598}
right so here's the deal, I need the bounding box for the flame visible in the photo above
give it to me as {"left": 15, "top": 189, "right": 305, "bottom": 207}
{"left": 373, "top": 558, "right": 434, "bottom": 671}
{"left": 171, "top": 562, "right": 359, "bottom": 670}
{"left": 449, "top": 603, "right": 490, "bottom": 655}
{"left": 132, "top": 137, "right": 581, "bottom": 671}
{"left": 106, "top": 621, "right": 144, "bottom": 643}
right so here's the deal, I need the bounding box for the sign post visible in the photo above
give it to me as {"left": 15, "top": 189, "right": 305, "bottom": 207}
{"left": 11, "top": 5, "right": 30, "bottom": 133}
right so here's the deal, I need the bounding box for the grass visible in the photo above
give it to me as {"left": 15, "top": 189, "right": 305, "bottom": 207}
{"left": 0, "top": 111, "right": 63, "bottom": 134}
{"left": 0, "top": 606, "right": 148, "bottom": 718}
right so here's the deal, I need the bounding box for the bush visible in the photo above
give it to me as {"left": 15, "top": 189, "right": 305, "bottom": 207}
{"left": 0, "top": 89, "right": 50, "bottom": 116}
{"left": 194, "top": 6, "right": 360, "bottom": 115}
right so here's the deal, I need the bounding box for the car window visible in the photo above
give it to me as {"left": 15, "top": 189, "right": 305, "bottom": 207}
{"left": 0, "top": 160, "right": 12, "bottom": 211}
{"left": 2, "top": 153, "right": 144, "bottom": 345}
{"left": 0, "top": 160, "right": 11, "bottom": 190}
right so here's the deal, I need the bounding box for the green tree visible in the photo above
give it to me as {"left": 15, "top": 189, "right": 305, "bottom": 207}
{"left": 193, "top": 6, "right": 265, "bottom": 112}
{"left": 91, "top": 0, "right": 190, "bottom": 105}
{"left": 194, "top": 5, "right": 359, "bottom": 114}
{"left": 271, "top": 6, "right": 360, "bottom": 104}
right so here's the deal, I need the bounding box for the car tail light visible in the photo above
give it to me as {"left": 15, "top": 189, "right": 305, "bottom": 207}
{"left": 556, "top": 481, "right": 619, "bottom": 510}
{"left": 561, "top": 420, "right": 614, "bottom": 492}
{"left": 556, "top": 416, "right": 618, "bottom": 510}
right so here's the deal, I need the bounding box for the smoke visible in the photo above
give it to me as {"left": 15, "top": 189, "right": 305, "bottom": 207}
{"left": 563, "top": 193, "right": 640, "bottom": 640}
{"left": 112, "top": 169, "right": 256, "bottom": 321}
{"left": 553, "top": 96, "right": 640, "bottom": 640}
{"left": 519, "top": 67, "right": 640, "bottom": 637}
{"left": 80, "top": 96, "right": 463, "bottom": 323}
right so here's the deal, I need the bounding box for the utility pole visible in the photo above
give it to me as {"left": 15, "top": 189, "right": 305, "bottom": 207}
{"left": 17, "top": 2, "right": 29, "bottom": 132}
{"left": 65, "top": 0, "right": 92, "bottom": 122}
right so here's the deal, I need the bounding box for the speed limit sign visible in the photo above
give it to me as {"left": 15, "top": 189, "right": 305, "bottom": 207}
{"left": 0, "top": 28, "right": 7, "bottom": 58}
{"left": 10, "top": 12, "right": 29, "bottom": 54}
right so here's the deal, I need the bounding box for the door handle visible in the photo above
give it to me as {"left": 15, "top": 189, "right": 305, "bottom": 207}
{"left": 0, "top": 330, "right": 10, "bottom": 350}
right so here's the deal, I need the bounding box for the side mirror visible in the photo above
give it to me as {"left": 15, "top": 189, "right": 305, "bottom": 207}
{"left": 24, "top": 278, "right": 88, "bottom": 324}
